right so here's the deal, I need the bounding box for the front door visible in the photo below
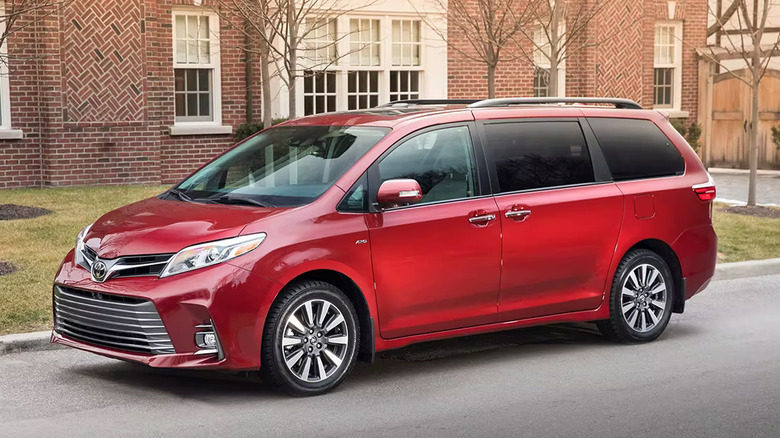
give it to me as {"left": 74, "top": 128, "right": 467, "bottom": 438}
{"left": 366, "top": 124, "right": 501, "bottom": 339}
{"left": 480, "top": 119, "right": 623, "bottom": 321}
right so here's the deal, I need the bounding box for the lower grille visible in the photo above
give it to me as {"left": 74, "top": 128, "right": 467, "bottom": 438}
{"left": 53, "top": 286, "right": 175, "bottom": 355}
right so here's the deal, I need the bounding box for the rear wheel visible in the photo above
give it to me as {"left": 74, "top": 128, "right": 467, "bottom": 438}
{"left": 261, "top": 281, "right": 359, "bottom": 396}
{"left": 598, "top": 249, "right": 674, "bottom": 343}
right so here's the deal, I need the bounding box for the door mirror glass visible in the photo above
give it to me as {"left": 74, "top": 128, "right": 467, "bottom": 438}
{"left": 376, "top": 179, "right": 423, "bottom": 208}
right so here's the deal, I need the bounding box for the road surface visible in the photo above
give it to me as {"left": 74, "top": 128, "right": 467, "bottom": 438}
{"left": 2, "top": 274, "right": 779, "bottom": 437}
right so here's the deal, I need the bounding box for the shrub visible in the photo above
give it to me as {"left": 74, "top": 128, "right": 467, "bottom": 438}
{"left": 771, "top": 125, "right": 780, "bottom": 149}
{"left": 234, "top": 118, "right": 289, "bottom": 141}
{"left": 671, "top": 118, "right": 702, "bottom": 153}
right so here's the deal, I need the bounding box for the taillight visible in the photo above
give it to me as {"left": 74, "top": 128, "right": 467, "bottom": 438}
{"left": 692, "top": 173, "right": 717, "bottom": 202}
{"left": 694, "top": 186, "right": 716, "bottom": 201}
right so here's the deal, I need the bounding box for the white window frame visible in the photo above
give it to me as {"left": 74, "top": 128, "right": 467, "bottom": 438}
{"left": 169, "top": 9, "right": 230, "bottom": 136}
{"left": 653, "top": 21, "right": 684, "bottom": 115}
{"left": 294, "top": 14, "right": 427, "bottom": 117}
{"left": 0, "top": 3, "right": 23, "bottom": 139}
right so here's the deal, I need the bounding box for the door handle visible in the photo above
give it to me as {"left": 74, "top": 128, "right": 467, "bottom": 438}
{"left": 468, "top": 214, "right": 496, "bottom": 224}
{"left": 505, "top": 209, "right": 531, "bottom": 219}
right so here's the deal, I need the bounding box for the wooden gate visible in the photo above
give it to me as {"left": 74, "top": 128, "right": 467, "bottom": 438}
{"left": 699, "top": 67, "right": 780, "bottom": 169}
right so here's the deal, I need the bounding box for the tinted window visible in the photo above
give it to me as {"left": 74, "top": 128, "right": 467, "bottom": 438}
{"left": 588, "top": 118, "right": 685, "bottom": 181}
{"left": 484, "top": 121, "right": 595, "bottom": 193}
{"left": 378, "top": 126, "right": 476, "bottom": 204}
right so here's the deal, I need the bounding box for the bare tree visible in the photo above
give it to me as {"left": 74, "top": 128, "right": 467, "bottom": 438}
{"left": 417, "top": 0, "right": 533, "bottom": 98}
{"left": 516, "top": 0, "right": 614, "bottom": 97}
{"left": 216, "top": 0, "right": 374, "bottom": 120}
{"left": 0, "top": 0, "right": 69, "bottom": 66}
{"left": 702, "top": 0, "right": 780, "bottom": 206}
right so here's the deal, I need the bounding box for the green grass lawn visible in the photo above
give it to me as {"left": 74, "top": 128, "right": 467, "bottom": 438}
{"left": 713, "top": 204, "right": 780, "bottom": 263}
{"left": 0, "top": 185, "right": 166, "bottom": 335}
{"left": 0, "top": 189, "right": 778, "bottom": 335}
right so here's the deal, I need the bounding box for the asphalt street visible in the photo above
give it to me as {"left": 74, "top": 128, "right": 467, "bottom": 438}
{"left": 2, "top": 274, "right": 780, "bottom": 438}
{"left": 712, "top": 172, "right": 780, "bottom": 205}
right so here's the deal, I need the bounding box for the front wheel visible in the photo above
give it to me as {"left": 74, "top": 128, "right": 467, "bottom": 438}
{"left": 598, "top": 249, "right": 674, "bottom": 343}
{"left": 261, "top": 281, "right": 360, "bottom": 396}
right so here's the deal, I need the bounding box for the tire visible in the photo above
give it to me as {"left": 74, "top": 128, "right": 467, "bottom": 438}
{"left": 260, "top": 280, "right": 360, "bottom": 396}
{"left": 597, "top": 249, "right": 675, "bottom": 343}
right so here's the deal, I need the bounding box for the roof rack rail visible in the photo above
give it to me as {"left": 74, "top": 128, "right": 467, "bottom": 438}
{"left": 467, "top": 97, "right": 642, "bottom": 110}
{"left": 378, "top": 99, "right": 482, "bottom": 107}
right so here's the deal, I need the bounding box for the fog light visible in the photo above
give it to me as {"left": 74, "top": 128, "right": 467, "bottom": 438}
{"left": 195, "top": 331, "right": 218, "bottom": 349}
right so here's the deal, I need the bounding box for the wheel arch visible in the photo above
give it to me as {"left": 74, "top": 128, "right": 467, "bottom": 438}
{"left": 273, "top": 269, "right": 375, "bottom": 363}
{"left": 622, "top": 239, "right": 685, "bottom": 314}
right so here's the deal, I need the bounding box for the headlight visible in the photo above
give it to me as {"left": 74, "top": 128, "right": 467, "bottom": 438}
{"left": 160, "top": 233, "right": 267, "bottom": 278}
{"left": 74, "top": 223, "right": 93, "bottom": 267}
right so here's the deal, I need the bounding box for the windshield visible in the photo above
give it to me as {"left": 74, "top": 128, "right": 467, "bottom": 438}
{"left": 174, "top": 125, "right": 389, "bottom": 207}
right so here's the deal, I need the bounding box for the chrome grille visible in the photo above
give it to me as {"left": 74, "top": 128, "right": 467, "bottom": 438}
{"left": 53, "top": 286, "right": 176, "bottom": 354}
{"left": 78, "top": 246, "right": 173, "bottom": 281}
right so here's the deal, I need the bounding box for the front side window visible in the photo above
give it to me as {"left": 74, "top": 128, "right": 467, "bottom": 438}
{"left": 653, "top": 22, "right": 682, "bottom": 109}
{"left": 483, "top": 121, "right": 595, "bottom": 193}
{"left": 378, "top": 126, "right": 476, "bottom": 204}
{"left": 588, "top": 118, "right": 684, "bottom": 181}
{"left": 177, "top": 125, "right": 389, "bottom": 207}
{"left": 173, "top": 12, "right": 220, "bottom": 123}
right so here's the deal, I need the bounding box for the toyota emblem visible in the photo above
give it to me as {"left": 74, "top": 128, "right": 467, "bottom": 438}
{"left": 91, "top": 260, "right": 108, "bottom": 282}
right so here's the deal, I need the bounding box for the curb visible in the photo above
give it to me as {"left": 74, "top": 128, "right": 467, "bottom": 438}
{"left": 0, "top": 330, "right": 61, "bottom": 355}
{"left": 2, "top": 258, "right": 780, "bottom": 356}
{"left": 709, "top": 167, "right": 780, "bottom": 176}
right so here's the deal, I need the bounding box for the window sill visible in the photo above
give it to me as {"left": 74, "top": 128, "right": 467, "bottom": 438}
{"left": 0, "top": 129, "right": 24, "bottom": 140}
{"left": 169, "top": 124, "right": 233, "bottom": 136}
{"left": 655, "top": 109, "right": 690, "bottom": 119}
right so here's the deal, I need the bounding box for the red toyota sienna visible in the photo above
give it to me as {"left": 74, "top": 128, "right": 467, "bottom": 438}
{"left": 52, "top": 98, "right": 717, "bottom": 396}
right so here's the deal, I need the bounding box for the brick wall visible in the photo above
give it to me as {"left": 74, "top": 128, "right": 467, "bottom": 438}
{"left": 446, "top": 0, "right": 707, "bottom": 119}
{"left": 0, "top": 0, "right": 262, "bottom": 189}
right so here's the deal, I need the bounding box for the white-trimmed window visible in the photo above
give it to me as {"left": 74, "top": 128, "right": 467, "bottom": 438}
{"left": 0, "top": 3, "right": 22, "bottom": 138}
{"left": 172, "top": 11, "right": 223, "bottom": 127}
{"left": 294, "top": 16, "right": 430, "bottom": 117}
{"left": 654, "top": 21, "right": 682, "bottom": 110}
{"left": 350, "top": 19, "right": 380, "bottom": 66}
{"left": 304, "top": 18, "right": 337, "bottom": 65}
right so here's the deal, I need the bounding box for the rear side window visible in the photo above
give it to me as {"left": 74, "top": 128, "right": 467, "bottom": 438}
{"left": 587, "top": 118, "right": 685, "bottom": 181}
{"left": 483, "top": 121, "right": 595, "bottom": 193}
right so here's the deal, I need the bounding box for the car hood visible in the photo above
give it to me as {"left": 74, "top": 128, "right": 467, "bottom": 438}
{"left": 84, "top": 197, "right": 284, "bottom": 259}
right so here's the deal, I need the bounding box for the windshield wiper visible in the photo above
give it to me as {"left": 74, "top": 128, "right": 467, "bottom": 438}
{"left": 167, "top": 188, "right": 195, "bottom": 203}
{"left": 212, "top": 194, "right": 275, "bottom": 208}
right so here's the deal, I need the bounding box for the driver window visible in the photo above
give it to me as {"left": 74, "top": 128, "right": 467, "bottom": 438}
{"left": 378, "top": 126, "right": 476, "bottom": 204}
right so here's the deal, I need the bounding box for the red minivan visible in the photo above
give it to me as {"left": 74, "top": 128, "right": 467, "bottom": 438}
{"left": 52, "top": 98, "right": 717, "bottom": 395}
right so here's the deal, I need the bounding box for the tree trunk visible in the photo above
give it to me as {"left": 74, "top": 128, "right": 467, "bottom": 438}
{"left": 548, "top": 1, "right": 560, "bottom": 97}
{"left": 286, "top": 1, "right": 297, "bottom": 118}
{"left": 487, "top": 64, "right": 496, "bottom": 98}
{"left": 259, "top": 35, "right": 273, "bottom": 127}
{"left": 747, "top": 78, "right": 759, "bottom": 206}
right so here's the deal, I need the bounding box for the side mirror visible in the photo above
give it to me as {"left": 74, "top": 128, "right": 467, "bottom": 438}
{"left": 376, "top": 179, "right": 423, "bottom": 208}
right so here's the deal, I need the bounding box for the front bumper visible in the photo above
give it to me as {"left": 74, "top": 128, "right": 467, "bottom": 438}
{"left": 52, "top": 250, "right": 282, "bottom": 370}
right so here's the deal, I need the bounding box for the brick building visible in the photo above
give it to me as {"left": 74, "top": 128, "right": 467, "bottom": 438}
{"left": 0, "top": 0, "right": 706, "bottom": 189}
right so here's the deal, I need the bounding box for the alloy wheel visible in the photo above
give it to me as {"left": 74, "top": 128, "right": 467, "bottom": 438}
{"left": 280, "top": 298, "right": 349, "bottom": 383}
{"left": 620, "top": 263, "right": 667, "bottom": 333}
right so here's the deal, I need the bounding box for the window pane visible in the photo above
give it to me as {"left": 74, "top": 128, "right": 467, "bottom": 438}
{"left": 187, "top": 16, "right": 198, "bottom": 40}
{"left": 176, "top": 41, "right": 187, "bottom": 64}
{"left": 175, "top": 16, "right": 186, "bottom": 39}
{"left": 484, "top": 122, "right": 595, "bottom": 192}
{"left": 199, "top": 16, "right": 209, "bottom": 39}
{"left": 175, "top": 93, "right": 185, "bottom": 116}
{"left": 588, "top": 118, "right": 685, "bottom": 180}
{"left": 198, "top": 69, "right": 210, "bottom": 91}
{"left": 379, "top": 126, "right": 476, "bottom": 203}
{"left": 199, "top": 93, "right": 211, "bottom": 116}
{"left": 326, "top": 71, "right": 335, "bottom": 93}
{"left": 186, "top": 70, "right": 197, "bottom": 91}
{"left": 390, "top": 71, "right": 398, "bottom": 92}
{"left": 187, "top": 93, "right": 198, "bottom": 115}
{"left": 199, "top": 40, "right": 210, "bottom": 64}
{"left": 304, "top": 73, "right": 313, "bottom": 93}
{"left": 348, "top": 71, "right": 356, "bottom": 93}
{"left": 174, "top": 70, "right": 185, "bottom": 91}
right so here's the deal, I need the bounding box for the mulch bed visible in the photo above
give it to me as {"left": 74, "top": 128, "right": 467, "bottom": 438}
{"left": 720, "top": 205, "right": 780, "bottom": 219}
{"left": 0, "top": 204, "right": 52, "bottom": 220}
{"left": 0, "top": 261, "right": 16, "bottom": 276}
